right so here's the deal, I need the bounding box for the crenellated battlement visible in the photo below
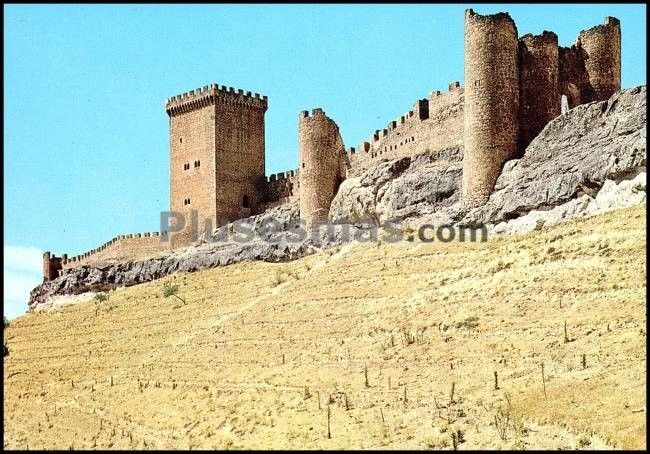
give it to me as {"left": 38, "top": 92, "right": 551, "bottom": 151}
{"left": 165, "top": 83, "right": 268, "bottom": 116}
{"left": 266, "top": 169, "right": 299, "bottom": 183}
{"left": 299, "top": 108, "right": 330, "bottom": 122}
{"left": 578, "top": 16, "right": 620, "bottom": 42}
{"left": 40, "top": 232, "right": 169, "bottom": 281}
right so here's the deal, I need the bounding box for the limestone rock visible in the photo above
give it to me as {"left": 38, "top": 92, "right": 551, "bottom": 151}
{"left": 329, "top": 147, "right": 463, "bottom": 225}
{"left": 491, "top": 172, "right": 646, "bottom": 235}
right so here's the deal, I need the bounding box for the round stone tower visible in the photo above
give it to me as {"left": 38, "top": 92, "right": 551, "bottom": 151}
{"left": 462, "top": 9, "right": 519, "bottom": 208}
{"left": 298, "top": 108, "right": 344, "bottom": 225}
{"left": 518, "top": 31, "right": 560, "bottom": 152}
{"left": 578, "top": 16, "right": 621, "bottom": 102}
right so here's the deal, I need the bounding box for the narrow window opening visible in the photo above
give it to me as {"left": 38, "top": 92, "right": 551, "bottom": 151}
{"left": 561, "top": 94, "right": 569, "bottom": 114}
{"left": 242, "top": 195, "right": 250, "bottom": 208}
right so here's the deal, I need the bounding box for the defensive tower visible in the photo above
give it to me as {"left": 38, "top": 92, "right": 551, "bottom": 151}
{"left": 462, "top": 9, "right": 519, "bottom": 208}
{"left": 518, "top": 31, "right": 560, "bottom": 152}
{"left": 298, "top": 109, "right": 344, "bottom": 224}
{"left": 165, "top": 84, "right": 268, "bottom": 248}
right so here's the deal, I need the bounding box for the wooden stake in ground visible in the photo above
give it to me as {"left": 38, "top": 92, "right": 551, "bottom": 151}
{"left": 494, "top": 371, "right": 499, "bottom": 390}
{"left": 327, "top": 404, "right": 331, "bottom": 439}
{"left": 582, "top": 353, "right": 587, "bottom": 370}
{"left": 564, "top": 320, "right": 569, "bottom": 343}
{"left": 450, "top": 382, "right": 456, "bottom": 403}
{"left": 541, "top": 362, "right": 547, "bottom": 400}
{"left": 317, "top": 391, "right": 321, "bottom": 410}
{"left": 380, "top": 407, "right": 385, "bottom": 423}
{"left": 364, "top": 363, "right": 369, "bottom": 388}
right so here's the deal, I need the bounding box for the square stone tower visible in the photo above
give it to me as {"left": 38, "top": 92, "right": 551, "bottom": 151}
{"left": 165, "top": 84, "right": 268, "bottom": 248}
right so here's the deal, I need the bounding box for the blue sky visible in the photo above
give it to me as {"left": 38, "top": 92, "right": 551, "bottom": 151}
{"left": 3, "top": 4, "right": 647, "bottom": 318}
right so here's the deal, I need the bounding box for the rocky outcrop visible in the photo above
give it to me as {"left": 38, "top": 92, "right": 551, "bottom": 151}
{"left": 490, "top": 172, "right": 646, "bottom": 235}
{"left": 330, "top": 146, "right": 463, "bottom": 225}
{"left": 461, "top": 86, "right": 646, "bottom": 226}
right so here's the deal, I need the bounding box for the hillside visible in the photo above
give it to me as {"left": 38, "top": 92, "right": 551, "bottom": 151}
{"left": 4, "top": 204, "right": 646, "bottom": 450}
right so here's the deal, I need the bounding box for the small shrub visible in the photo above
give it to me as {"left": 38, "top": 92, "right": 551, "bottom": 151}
{"left": 455, "top": 316, "right": 479, "bottom": 330}
{"left": 94, "top": 292, "right": 109, "bottom": 303}
{"left": 163, "top": 282, "right": 186, "bottom": 304}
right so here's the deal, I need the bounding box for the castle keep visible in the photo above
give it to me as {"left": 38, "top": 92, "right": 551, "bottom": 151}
{"left": 165, "top": 85, "right": 268, "bottom": 248}
{"left": 42, "top": 10, "right": 621, "bottom": 281}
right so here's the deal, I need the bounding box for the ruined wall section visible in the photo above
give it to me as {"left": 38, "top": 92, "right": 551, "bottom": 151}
{"left": 560, "top": 17, "right": 621, "bottom": 108}
{"left": 559, "top": 44, "right": 590, "bottom": 109}
{"left": 518, "top": 31, "right": 560, "bottom": 153}
{"left": 462, "top": 9, "right": 519, "bottom": 208}
{"left": 299, "top": 109, "right": 344, "bottom": 224}
{"left": 42, "top": 252, "right": 62, "bottom": 282}
{"left": 578, "top": 16, "right": 621, "bottom": 103}
{"left": 348, "top": 82, "right": 464, "bottom": 176}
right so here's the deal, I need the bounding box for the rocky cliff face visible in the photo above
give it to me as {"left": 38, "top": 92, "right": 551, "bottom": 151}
{"left": 28, "top": 86, "right": 646, "bottom": 311}
{"left": 330, "top": 146, "right": 463, "bottom": 225}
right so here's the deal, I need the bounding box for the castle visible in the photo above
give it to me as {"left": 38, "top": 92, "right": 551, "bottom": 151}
{"left": 42, "top": 9, "right": 621, "bottom": 281}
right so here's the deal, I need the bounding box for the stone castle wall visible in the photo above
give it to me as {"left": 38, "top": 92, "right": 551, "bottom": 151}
{"left": 263, "top": 169, "right": 300, "bottom": 210}
{"left": 461, "top": 10, "right": 622, "bottom": 208}
{"left": 578, "top": 17, "right": 621, "bottom": 103}
{"left": 346, "top": 82, "right": 464, "bottom": 176}
{"left": 43, "top": 10, "right": 623, "bottom": 281}
{"left": 43, "top": 233, "right": 169, "bottom": 281}
{"left": 518, "top": 31, "right": 561, "bottom": 154}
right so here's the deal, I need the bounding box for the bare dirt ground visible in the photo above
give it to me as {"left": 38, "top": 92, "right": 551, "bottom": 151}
{"left": 3, "top": 204, "right": 646, "bottom": 449}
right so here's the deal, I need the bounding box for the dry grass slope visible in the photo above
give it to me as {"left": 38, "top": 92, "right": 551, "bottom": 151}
{"left": 3, "top": 204, "right": 646, "bottom": 449}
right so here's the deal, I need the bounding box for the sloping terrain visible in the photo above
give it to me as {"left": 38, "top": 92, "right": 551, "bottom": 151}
{"left": 4, "top": 205, "right": 646, "bottom": 450}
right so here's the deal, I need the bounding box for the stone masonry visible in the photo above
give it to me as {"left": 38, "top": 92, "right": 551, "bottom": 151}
{"left": 298, "top": 109, "right": 345, "bottom": 225}
{"left": 461, "top": 10, "right": 622, "bottom": 208}
{"left": 166, "top": 84, "right": 268, "bottom": 248}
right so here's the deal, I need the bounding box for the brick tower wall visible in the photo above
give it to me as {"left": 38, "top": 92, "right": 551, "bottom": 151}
{"left": 168, "top": 92, "right": 217, "bottom": 248}
{"left": 462, "top": 9, "right": 519, "bottom": 208}
{"left": 213, "top": 90, "right": 267, "bottom": 223}
{"left": 578, "top": 16, "right": 621, "bottom": 103}
{"left": 166, "top": 84, "right": 267, "bottom": 248}
{"left": 518, "top": 31, "right": 560, "bottom": 153}
{"left": 298, "top": 109, "right": 344, "bottom": 224}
